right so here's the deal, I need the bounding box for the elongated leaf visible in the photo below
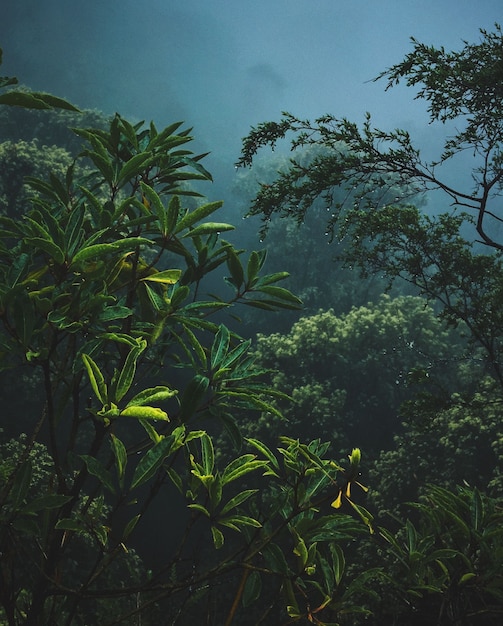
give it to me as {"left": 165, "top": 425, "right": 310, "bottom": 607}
{"left": 245, "top": 438, "right": 280, "bottom": 470}
{"left": 256, "top": 285, "right": 302, "bottom": 305}
{"left": 120, "top": 405, "right": 169, "bottom": 420}
{"left": 140, "top": 182, "right": 168, "bottom": 234}
{"left": 200, "top": 433, "right": 215, "bottom": 476}
{"left": 115, "top": 341, "right": 147, "bottom": 402}
{"left": 139, "top": 418, "right": 162, "bottom": 444}
{"left": 178, "top": 375, "right": 209, "bottom": 421}
{"left": 11, "top": 461, "right": 33, "bottom": 508}
{"left": 55, "top": 518, "right": 87, "bottom": 532}
{"left": 26, "top": 237, "right": 65, "bottom": 264}
{"left": 117, "top": 152, "right": 155, "bottom": 186}
{"left": 71, "top": 243, "right": 118, "bottom": 268}
{"left": 64, "top": 204, "right": 85, "bottom": 257}
{"left": 222, "top": 456, "right": 267, "bottom": 485}
{"left": 110, "top": 434, "right": 127, "bottom": 486}
{"left": 262, "top": 542, "right": 290, "bottom": 575}
{"left": 166, "top": 194, "right": 180, "bottom": 235}
{"left": 80, "top": 455, "right": 115, "bottom": 493}
{"left": 211, "top": 525, "right": 225, "bottom": 549}
{"left": 246, "top": 250, "right": 261, "bottom": 285}
{"left": 82, "top": 353, "right": 108, "bottom": 404}
{"left": 22, "top": 494, "right": 72, "bottom": 513}
{"left": 219, "top": 515, "right": 262, "bottom": 530}
{"left": 0, "top": 92, "right": 52, "bottom": 109}
{"left": 141, "top": 269, "right": 182, "bottom": 285}
{"left": 183, "top": 222, "right": 235, "bottom": 238}
{"left": 226, "top": 249, "right": 244, "bottom": 288}
{"left": 31, "top": 92, "right": 79, "bottom": 111}
{"left": 123, "top": 514, "right": 141, "bottom": 539}
{"left": 243, "top": 571, "right": 262, "bottom": 607}
{"left": 175, "top": 201, "right": 223, "bottom": 233}
{"left": 330, "top": 543, "right": 345, "bottom": 585}
{"left": 220, "top": 489, "right": 258, "bottom": 516}
{"left": 147, "top": 121, "right": 185, "bottom": 150}
{"left": 97, "top": 305, "right": 132, "bottom": 322}
{"left": 126, "top": 385, "right": 177, "bottom": 407}
{"left": 130, "top": 435, "right": 175, "bottom": 489}
{"left": 188, "top": 503, "right": 210, "bottom": 517}
{"left": 211, "top": 324, "right": 230, "bottom": 370}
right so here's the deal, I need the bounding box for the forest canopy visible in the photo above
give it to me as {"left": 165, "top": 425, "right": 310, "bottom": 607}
{"left": 1, "top": 25, "right": 503, "bottom": 626}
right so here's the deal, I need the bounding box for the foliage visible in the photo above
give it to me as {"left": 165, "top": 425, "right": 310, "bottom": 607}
{"left": 370, "top": 484, "right": 503, "bottom": 625}
{"left": 0, "top": 54, "right": 380, "bottom": 626}
{"left": 232, "top": 150, "right": 396, "bottom": 334}
{"left": 370, "top": 376, "right": 503, "bottom": 513}
{"left": 237, "top": 25, "right": 503, "bottom": 385}
{"left": 0, "top": 139, "right": 74, "bottom": 216}
{"left": 249, "top": 295, "right": 466, "bottom": 455}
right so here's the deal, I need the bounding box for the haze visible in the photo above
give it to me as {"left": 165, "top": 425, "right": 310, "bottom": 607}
{"left": 2, "top": 0, "right": 501, "bottom": 172}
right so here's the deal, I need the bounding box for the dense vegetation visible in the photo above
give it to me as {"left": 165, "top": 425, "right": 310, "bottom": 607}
{"left": 1, "top": 26, "right": 503, "bottom": 625}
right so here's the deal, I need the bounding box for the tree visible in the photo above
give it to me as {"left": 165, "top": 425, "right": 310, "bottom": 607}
{"left": 0, "top": 139, "right": 74, "bottom": 216}
{"left": 0, "top": 54, "right": 378, "bottom": 626}
{"left": 249, "top": 295, "right": 466, "bottom": 457}
{"left": 237, "top": 25, "right": 503, "bottom": 385}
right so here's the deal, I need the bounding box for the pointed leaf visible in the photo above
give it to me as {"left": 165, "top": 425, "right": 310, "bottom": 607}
{"left": 130, "top": 435, "right": 175, "bottom": 489}
{"left": 80, "top": 455, "right": 115, "bottom": 493}
{"left": 82, "top": 353, "right": 108, "bottom": 404}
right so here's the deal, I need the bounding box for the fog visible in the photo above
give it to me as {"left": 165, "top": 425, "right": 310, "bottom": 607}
{"left": 2, "top": 0, "right": 501, "bottom": 173}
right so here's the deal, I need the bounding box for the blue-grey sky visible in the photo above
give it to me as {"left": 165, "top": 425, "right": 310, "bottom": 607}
{"left": 1, "top": 0, "right": 501, "bottom": 166}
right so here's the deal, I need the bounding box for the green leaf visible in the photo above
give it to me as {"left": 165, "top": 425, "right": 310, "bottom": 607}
{"left": 226, "top": 249, "right": 244, "bottom": 288}
{"left": 221, "top": 456, "right": 267, "bottom": 485}
{"left": 330, "top": 543, "right": 345, "bottom": 585}
{"left": 123, "top": 515, "right": 141, "bottom": 539}
{"left": 166, "top": 195, "right": 180, "bottom": 235}
{"left": 55, "top": 518, "right": 87, "bottom": 532}
{"left": 30, "top": 92, "right": 79, "bottom": 111}
{"left": 120, "top": 406, "right": 169, "bottom": 421}
{"left": 243, "top": 570, "right": 262, "bottom": 607}
{"left": 126, "top": 385, "right": 177, "bottom": 407}
{"left": 218, "top": 515, "right": 262, "bottom": 530}
{"left": 200, "top": 432, "right": 215, "bottom": 476}
{"left": 97, "top": 306, "right": 132, "bottom": 322}
{"left": 245, "top": 438, "right": 280, "bottom": 471}
{"left": 140, "top": 182, "right": 168, "bottom": 234}
{"left": 82, "top": 353, "right": 108, "bottom": 405}
{"left": 26, "top": 237, "right": 65, "bottom": 264}
{"left": 210, "top": 324, "right": 230, "bottom": 370}
{"left": 256, "top": 285, "right": 302, "bottom": 305}
{"left": 141, "top": 269, "right": 182, "bottom": 285}
{"left": 175, "top": 201, "right": 223, "bottom": 233}
{"left": 139, "top": 418, "right": 162, "bottom": 444}
{"left": 262, "top": 542, "right": 290, "bottom": 575}
{"left": 220, "top": 489, "right": 258, "bottom": 515}
{"left": 246, "top": 250, "right": 262, "bottom": 285}
{"left": 179, "top": 375, "right": 210, "bottom": 422}
{"left": 218, "top": 412, "right": 243, "bottom": 451}
{"left": 0, "top": 92, "right": 52, "bottom": 109}
{"left": 115, "top": 340, "right": 147, "bottom": 403}
{"left": 110, "top": 434, "right": 127, "bottom": 486}
{"left": 182, "top": 222, "right": 235, "bottom": 238}
{"left": 22, "top": 494, "right": 72, "bottom": 513}
{"left": 64, "top": 204, "right": 85, "bottom": 257}
{"left": 71, "top": 243, "right": 118, "bottom": 268}
{"left": 11, "top": 461, "right": 33, "bottom": 508}
{"left": 117, "top": 152, "right": 155, "bottom": 186}
{"left": 187, "top": 503, "right": 211, "bottom": 517}
{"left": 130, "top": 435, "right": 175, "bottom": 489}
{"left": 211, "top": 525, "right": 225, "bottom": 549}
{"left": 80, "top": 455, "right": 115, "bottom": 493}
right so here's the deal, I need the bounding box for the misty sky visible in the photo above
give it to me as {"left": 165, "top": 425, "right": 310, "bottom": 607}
{"left": 1, "top": 0, "right": 502, "bottom": 169}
